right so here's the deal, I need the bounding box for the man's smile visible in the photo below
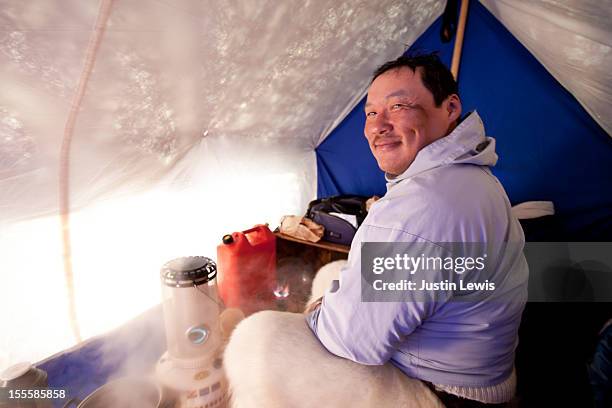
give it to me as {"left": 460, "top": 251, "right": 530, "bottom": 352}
{"left": 374, "top": 139, "right": 402, "bottom": 151}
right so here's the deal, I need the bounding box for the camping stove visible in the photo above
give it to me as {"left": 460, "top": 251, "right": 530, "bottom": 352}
{"left": 155, "top": 256, "right": 228, "bottom": 408}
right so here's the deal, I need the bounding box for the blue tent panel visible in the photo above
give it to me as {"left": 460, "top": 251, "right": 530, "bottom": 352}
{"left": 316, "top": 99, "right": 386, "bottom": 198}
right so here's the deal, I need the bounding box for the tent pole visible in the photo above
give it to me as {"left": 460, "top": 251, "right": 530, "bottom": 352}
{"left": 451, "top": 0, "right": 470, "bottom": 81}
{"left": 59, "top": 0, "right": 114, "bottom": 344}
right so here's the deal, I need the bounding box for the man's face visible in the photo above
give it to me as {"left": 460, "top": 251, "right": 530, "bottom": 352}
{"left": 364, "top": 67, "right": 461, "bottom": 176}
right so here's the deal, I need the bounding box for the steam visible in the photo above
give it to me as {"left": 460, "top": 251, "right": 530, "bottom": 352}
{"left": 97, "top": 304, "right": 166, "bottom": 382}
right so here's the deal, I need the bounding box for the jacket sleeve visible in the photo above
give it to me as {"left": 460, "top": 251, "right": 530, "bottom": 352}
{"left": 305, "top": 224, "right": 438, "bottom": 365}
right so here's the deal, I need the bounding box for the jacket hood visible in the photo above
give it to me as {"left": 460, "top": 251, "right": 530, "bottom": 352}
{"left": 385, "top": 111, "right": 498, "bottom": 188}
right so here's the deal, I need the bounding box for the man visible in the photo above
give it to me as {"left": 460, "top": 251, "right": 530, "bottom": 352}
{"left": 306, "top": 54, "right": 528, "bottom": 407}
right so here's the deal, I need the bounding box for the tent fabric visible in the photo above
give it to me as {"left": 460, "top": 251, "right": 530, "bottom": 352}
{"left": 0, "top": 0, "right": 443, "bottom": 225}
{"left": 480, "top": 0, "right": 612, "bottom": 138}
{"left": 316, "top": 0, "right": 612, "bottom": 240}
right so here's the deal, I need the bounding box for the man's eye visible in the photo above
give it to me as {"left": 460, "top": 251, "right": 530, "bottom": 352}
{"left": 366, "top": 111, "right": 377, "bottom": 118}
{"left": 391, "top": 103, "right": 405, "bottom": 110}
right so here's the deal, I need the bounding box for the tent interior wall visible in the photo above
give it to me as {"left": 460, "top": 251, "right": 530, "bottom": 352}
{"left": 0, "top": 0, "right": 611, "bottom": 407}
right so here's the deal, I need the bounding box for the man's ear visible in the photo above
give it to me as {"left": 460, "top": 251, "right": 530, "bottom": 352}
{"left": 446, "top": 94, "right": 462, "bottom": 123}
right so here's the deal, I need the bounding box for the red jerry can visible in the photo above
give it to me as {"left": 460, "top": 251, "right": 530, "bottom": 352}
{"left": 216, "top": 224, "right": 277, "bottom": 316}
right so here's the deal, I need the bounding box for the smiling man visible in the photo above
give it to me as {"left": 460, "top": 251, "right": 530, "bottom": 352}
{"left": 364, "top": 57, "right": 461, "bottom": 176}
{"left": 306, "top": 54, "right": 529, "bottom": 407}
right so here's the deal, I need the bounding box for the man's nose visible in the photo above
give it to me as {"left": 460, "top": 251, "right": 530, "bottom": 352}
{"left": 371, "top": 112, "right": 392, "bottom": 135}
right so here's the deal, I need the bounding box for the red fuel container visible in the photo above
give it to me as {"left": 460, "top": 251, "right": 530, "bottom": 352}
{"left": 216, "top": 224, "right": 277, "bottom": 315}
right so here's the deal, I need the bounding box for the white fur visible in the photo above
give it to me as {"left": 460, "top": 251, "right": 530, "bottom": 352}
{"left": 223, "top": 261, "right": 443, "bottom": 407}
{"left": 307, "top": 259, "right": 346, "bottom": 306}
{"left": 224, "top": 311, "right": 442, "bottom": 408}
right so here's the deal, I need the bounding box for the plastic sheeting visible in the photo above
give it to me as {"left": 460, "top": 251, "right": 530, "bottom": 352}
{"left": 0, "top": 0, "right": 443, "bottom": 369}
{"left": 0, "top": 0, "right": 443, "bottom": 223}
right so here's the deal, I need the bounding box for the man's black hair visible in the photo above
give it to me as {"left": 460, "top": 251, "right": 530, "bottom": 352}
{"left": 372, "top": 53, "right": 458, "bottom": 107}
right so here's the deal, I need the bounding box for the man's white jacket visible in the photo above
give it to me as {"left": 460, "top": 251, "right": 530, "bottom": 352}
{"left": 307, "top": 112, "right": 529, "bottom": 388}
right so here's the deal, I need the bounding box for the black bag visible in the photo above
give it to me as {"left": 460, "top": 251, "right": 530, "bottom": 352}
{"left": 306, "top": 195, "right": 370, "bottom": 245}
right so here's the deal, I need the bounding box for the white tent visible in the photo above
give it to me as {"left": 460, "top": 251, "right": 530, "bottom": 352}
{"left": 1, "top": 0, "right": 610, "bottom": 370}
